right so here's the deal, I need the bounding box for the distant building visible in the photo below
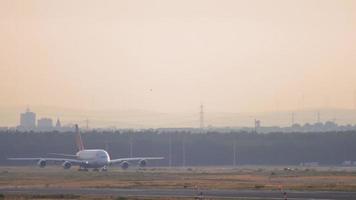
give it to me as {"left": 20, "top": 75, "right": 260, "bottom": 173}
{"left": 37, "top": 118, "right": 53, "bottom": 130}
{"left": 55, "top": 118, "right": 61, "bottom": 128}
{"left": 20, "top": 108, "right": 36, "bottom": 130}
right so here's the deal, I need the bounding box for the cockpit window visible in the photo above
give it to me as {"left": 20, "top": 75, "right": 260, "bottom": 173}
{"left": 96, "top": 151, "right": 107, "bottom": 157}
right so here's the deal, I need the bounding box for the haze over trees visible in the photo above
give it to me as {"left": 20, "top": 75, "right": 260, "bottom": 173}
{"left": 1, "top": 130, "right": 356, "bottom": 166}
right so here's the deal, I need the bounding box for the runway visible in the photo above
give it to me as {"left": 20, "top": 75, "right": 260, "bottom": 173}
{"left": 1, "top": 187, "right": 356, "bottom": 200}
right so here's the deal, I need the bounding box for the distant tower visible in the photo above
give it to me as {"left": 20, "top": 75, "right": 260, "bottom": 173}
{"left": 291, "top": 112, "right": 295, "bottom": 126}
{"left": 254, "top": 119, "right": 261, "bottom": 133}
{"left": 55, "top": 118, "right": 61, "bottom": 128}
{"left": 199, "top": 103, "right": 204, "bottom": 130}
{"left": 317, "top": 111, "right": 321, "bottom": 123}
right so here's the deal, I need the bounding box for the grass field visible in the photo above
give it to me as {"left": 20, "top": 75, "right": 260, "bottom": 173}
{"left": 1, "top": 166, "right": 356, "bottom": 199}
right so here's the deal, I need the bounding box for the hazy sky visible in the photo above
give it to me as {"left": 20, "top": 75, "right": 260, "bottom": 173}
{"left": 1, "top": 0, "right": 355, "bottom": 115}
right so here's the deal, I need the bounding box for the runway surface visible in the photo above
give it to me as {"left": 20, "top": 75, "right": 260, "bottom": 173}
{"left": 1, "top": 187, "right": 356, "bottom": 200}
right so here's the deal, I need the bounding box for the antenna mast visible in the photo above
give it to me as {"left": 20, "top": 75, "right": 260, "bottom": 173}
{"left": 200, "top": 103, "right": 204, "bottom": 130}
{"left": 317, "top": 111, "right": 321, "bottom": 123}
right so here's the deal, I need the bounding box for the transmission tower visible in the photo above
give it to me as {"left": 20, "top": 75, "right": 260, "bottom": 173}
{"left": 317, "top": 111, "right": 321, "bottom": 123}
{"left": 200, "top": 103, "right": 204, "bottom": 130}
{"left": 85, "top": 119, "right": 89, "bottom": 130}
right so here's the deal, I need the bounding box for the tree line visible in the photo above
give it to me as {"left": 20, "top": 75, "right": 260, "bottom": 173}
{"left": 1, "top": 130, "right": 356, "bottom": 166}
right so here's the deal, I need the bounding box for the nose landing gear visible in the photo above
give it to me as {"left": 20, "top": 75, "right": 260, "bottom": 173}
{"left": 101, "top": 166, "right": 108, "bottom": 172}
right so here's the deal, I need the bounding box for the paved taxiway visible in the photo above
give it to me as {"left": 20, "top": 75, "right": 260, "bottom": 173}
{"left": 1, "top": 187, "right": 356, "bottom": 199}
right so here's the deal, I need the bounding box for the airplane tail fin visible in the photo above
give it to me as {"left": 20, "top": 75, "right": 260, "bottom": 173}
{"left": 75, "top": 124, "right": 85, "bottom": 151}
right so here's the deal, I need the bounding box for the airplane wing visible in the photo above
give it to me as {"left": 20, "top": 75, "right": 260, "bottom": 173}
{"left": 48, "top": 153, "right": 77, "bottom": 157}
{"left": 8, "top": 157, "right": 84, "bottom": 164}
{"left": 109, "top": 157, "right": 164, "bottom": 164}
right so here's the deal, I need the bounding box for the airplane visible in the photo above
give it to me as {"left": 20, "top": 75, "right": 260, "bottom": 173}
{"left": 8, "top": 124, "right": 164, "bottom": 171}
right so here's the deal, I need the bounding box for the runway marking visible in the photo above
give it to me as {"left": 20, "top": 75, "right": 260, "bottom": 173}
{"left": 0, "top": 188, "right": 353, "bottom": 200}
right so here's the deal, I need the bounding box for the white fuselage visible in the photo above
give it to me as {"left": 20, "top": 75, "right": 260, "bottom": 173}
{"left": 76, "top": 149, "right": 110, "bottom": 168}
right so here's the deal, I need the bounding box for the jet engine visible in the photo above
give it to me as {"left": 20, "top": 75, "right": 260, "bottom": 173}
{"left": 121, "top": 161, "right": 129, "bottom": 170}
{"left": 62, "top": 161, "right": 72, "bottom": 169}
{"left": 37, "top": 159, "right": 46, "bottom": 168}
{"left": 138, "top": 159, "right": 147, "bottom": 167}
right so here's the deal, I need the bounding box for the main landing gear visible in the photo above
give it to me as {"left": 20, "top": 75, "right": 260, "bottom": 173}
{"left": 78, "top": 167, "right": 89, "bottom": 172}
{"left": 101, "top": 166, "right": 108, "bottom": 172}
{"left": 94, "top": 166, "right": 108, "bottom": 172}
{"left": 78, "top": 166, "right": 108, "bottom": 172}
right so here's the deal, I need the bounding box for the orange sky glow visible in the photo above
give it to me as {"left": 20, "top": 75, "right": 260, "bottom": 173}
{"left": 0, "top": 0, "right": 355, "bottom": 127}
